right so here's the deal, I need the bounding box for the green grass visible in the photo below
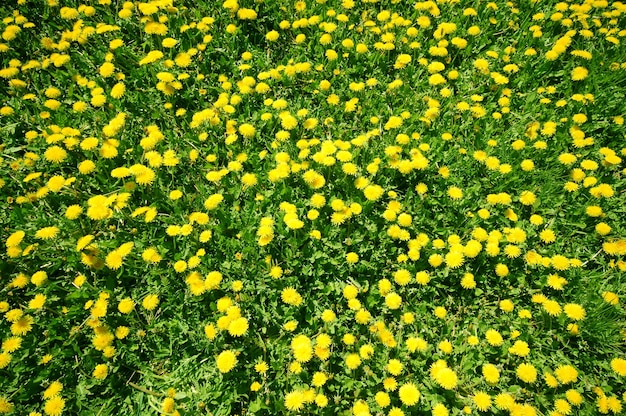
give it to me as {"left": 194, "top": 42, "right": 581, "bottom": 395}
{"left": 0, "top": 0, "right": 625, "bottom": 415}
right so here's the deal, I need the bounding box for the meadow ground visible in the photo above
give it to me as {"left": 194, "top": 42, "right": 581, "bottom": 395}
{"left": 0, "top": 0, "right": 625, "bottom": 415}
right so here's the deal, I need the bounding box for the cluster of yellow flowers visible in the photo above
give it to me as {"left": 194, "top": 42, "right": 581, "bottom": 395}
{"left": 0, "top": 0, "right": 625, "bottom": 414}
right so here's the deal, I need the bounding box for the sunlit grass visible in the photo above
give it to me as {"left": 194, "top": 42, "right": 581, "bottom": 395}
{"left": 0, "top": 0, "right": 625, "bottom": 415}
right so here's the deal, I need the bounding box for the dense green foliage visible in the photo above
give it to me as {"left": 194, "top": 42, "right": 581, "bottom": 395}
{"left": 0, "top": 0, "right": 625, "bottom": 415}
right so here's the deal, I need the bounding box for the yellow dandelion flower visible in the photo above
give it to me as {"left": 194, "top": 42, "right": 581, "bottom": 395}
{"left": 142, "top": 294, "right": 159, "bottom": 311}
{"left": 216, "top": 350, "right": 237, "bottom": 373}
{"left": 35, "top": 226, "right": 60, "bottom": 240}
{"left": 284, "top": 390, "right": 304, "bottom": 411}
{"left": 93, "top": 363, "right": 108, "bottom": 379}
{"left": 473, "top": 391, "right": 491, "bottom": 411}
{"left": 516, "top": 363, "right": 538, "bottom": 383}
{"left": 571, "top": 66, "right": 588, "bottom": 81}
{"left": 281, "top": 287, "right": 303, "bottom": 306}
{"left": 44, "top": 396, "right": 65, "bottom": 416}
{"left": 398, "top": 382, "right": 420, "bottom": 405}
